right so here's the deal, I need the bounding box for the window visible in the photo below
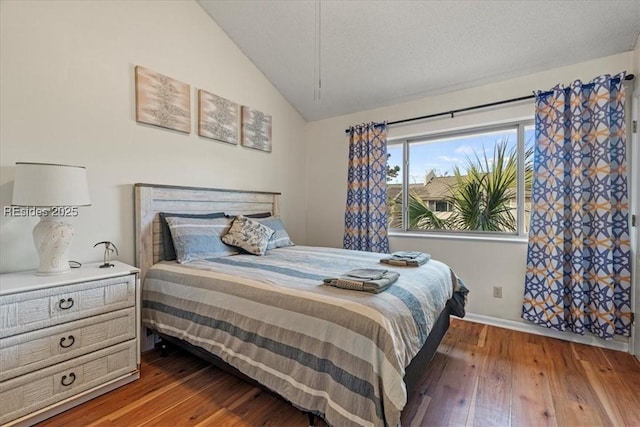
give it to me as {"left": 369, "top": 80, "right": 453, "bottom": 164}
{"left": 387, "top": 121, "right": 534, "bottom": 236}
{"left": 434, "top": 201, "right": 451, "bottom": 212}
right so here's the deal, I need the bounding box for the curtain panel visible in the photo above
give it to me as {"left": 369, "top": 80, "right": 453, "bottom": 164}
{"left": 522, "top": 72, "right": 632, "bottom": 339}
{"left": 343, "top": 122, "right": 390, "bottom": 253}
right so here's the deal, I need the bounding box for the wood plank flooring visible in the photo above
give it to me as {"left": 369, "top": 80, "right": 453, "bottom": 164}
{"left": 38, "top": 319, "right": 640, "bottom": 426}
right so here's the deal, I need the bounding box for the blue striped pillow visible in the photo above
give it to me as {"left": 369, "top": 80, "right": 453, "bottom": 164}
{"left": 165, "top": 216, "right": 239, "bottom": 263}
{"left": 255, "top": 217, "right": 295, "bottom": 250}
{"left": 159, "top": 212, "right": 226, "bottom": 261}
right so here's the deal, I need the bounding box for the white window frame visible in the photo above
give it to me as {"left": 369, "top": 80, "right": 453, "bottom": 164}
{"left": 388, "top": 118, "right": 534, "bottom": 239}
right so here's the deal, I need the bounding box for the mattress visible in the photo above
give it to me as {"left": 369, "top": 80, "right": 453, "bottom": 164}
{"left": 141, "top": 245, "right": 457, "bottom": 427}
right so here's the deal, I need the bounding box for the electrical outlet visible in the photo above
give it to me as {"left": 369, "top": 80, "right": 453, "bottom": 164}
{"left": 493, "top": 286, "right": 503, "bottom": 298}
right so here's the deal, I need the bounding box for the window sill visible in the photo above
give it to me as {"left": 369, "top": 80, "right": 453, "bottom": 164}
{"left": 388, "top": 230, "right": 529, "bottom": 244}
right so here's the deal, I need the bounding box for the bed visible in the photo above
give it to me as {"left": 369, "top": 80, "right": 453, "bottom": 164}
{"left": 134, "top": 183, "right": 467, "bottom": 427}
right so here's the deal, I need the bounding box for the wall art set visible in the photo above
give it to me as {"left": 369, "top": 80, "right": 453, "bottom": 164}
{"left": 134, "top": 65, "right": 272, "bottom": 152}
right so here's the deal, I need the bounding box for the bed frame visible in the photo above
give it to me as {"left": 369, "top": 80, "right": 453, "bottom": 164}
{"left": 134, "top": 183, "right": 450, "bottom": 424}
{"left": 135, "top": 183, "right": 281, "bottom": 283}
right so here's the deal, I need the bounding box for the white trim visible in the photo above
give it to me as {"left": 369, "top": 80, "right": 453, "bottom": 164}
{"left": 462, "top": 312, "right": 629, "bottom": 353}
{"left": 388, "top": 230, "right": 528, "bottom": 244}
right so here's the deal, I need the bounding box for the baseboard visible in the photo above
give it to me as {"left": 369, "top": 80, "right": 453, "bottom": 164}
{"left": 462, "top": 312, "right": 629, "bottom": 353}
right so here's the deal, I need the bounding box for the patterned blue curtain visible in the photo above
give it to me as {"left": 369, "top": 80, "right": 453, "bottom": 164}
{"left": 522, "top": 72, "right": 632, "bottom": 339}
{"left": 343, "top": 122, "right": 390, "bottom": 253}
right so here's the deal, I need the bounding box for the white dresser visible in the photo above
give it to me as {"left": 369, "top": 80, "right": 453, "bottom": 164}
{"left": 0, "top": 262, "right": 140, "bottom": 426}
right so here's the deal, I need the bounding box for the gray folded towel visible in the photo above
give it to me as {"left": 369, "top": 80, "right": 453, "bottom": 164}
{"left": 380, "top": 251, "right": 431, "bottom": 266}
{"left": 323, "top": 268, "right": 400, "bottom": 293}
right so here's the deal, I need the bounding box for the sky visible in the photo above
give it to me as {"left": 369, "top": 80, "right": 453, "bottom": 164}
{"left": 387, "top": 126, "right": 534, "bottom": 184}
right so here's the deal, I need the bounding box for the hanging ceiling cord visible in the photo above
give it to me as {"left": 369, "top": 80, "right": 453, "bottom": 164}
{"left": 318, "top": 0, "right": 322, "bottom": 96}
{"left": 344, "top": 73, "right": 635, "bottom": 134}
{"left": 313, "top": 0, "right": 322, "bottom": 101}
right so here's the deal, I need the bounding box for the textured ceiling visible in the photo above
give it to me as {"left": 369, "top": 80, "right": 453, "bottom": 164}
{"left": 197, "top": 0, "right": 640, "bottom": 122}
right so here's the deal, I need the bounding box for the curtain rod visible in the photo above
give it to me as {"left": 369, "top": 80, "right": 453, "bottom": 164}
{"left": 344, "top": 73, "right": 635, "bottom": 134}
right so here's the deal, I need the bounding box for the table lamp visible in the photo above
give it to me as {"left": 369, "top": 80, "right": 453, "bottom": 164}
{"left": 11, "top": 162, "right": 91, "bottom": 275}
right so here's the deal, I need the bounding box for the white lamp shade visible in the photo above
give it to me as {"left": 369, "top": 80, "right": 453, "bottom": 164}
{"left": 12, "top": 162, "right": 91, "bottom": 207}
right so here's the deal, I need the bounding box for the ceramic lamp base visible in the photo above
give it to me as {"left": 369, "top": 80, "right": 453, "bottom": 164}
{"left": 33, "top": 216, "right": 74, "bottom": 275}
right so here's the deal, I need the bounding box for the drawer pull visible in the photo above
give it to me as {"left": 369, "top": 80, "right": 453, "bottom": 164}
{"left": 59, "top": 335, "right": 76, "bottom": 348}
{"left": 58, "top": 297, "right": 75, "bottom": 310}
{"left": 61, "top": 372, "right": 76, "bottom": 387}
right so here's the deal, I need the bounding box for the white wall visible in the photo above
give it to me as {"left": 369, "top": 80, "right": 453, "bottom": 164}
{"left": 635, "top": 34, "right": 640, "bottom": 73}
{"left": 306, "top": 52, "right": 636, "bottom": 327}
{"left": 0, "top": 0, "right": 308, "bottom": 273}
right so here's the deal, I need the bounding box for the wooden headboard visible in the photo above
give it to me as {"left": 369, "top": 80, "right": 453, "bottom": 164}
{"left": 134, "top": 183, "right": 281, "bottom": 282}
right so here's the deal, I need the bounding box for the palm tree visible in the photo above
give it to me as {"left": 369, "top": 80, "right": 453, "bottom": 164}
{"left": 448, "top": 140, "right": 518, "bottom": 231}
{"left": 408, "top": 139, "right": 532, "bottom": 232}
{"left": 408, "top": 188, "right": 447, "bottom": 229}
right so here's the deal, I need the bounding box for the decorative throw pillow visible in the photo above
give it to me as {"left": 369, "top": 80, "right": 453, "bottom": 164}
{"left": 255, "top": 217, "right": 295, "bottom": 250}
{"left": 222, "top": 215, "right": 275, "bottom": 255}
{"left": 165, "top": 216, "right": 239, "bottom": 263}
{"left": 159, "top": 212, "right": 226, "bottom": 261}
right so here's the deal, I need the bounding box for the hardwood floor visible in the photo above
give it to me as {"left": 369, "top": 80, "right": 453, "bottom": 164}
{"left": 38, "top": 319, "right": 640, "bottom": 427}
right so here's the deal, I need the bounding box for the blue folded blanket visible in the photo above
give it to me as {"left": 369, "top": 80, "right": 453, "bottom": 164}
{"left": 323, "top": 268, "right": 400, "bottom": 293}
{"left": 380, "top": 251, "right": 431, "bottom": 266}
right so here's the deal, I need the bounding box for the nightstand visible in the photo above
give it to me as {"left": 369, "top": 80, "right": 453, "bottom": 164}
{"left": 0, "top": 261, "right": 140, "bottom": 426}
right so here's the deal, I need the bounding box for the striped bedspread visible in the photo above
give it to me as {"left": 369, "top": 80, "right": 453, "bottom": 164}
{"left": 141, "top": 246, "right": 455, "bottom": 427}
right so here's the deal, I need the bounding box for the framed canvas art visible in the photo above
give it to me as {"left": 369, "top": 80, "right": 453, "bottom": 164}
{"left": 198, "top": 90, "right": 239, "bottom": 144}
{"left": 135, "top": 66, "right": 191, "bottom": 133}
{"left": 241, "top": 106, "right": 272, "bottom": 152}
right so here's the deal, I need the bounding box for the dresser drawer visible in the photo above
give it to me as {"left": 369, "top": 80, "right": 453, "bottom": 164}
{"left": 1, "top": 274, "right": 135, "bottom": 338}
{"left": 0, "top": 339, "right": 137, "bottom": 425}
{"left": 1, "top": 308, "right": 136, "bottom": 382}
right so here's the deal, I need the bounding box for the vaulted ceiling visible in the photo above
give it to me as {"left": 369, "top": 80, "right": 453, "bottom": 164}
{"left": 197, "top": 0, "right": 640, "bottom": 122}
